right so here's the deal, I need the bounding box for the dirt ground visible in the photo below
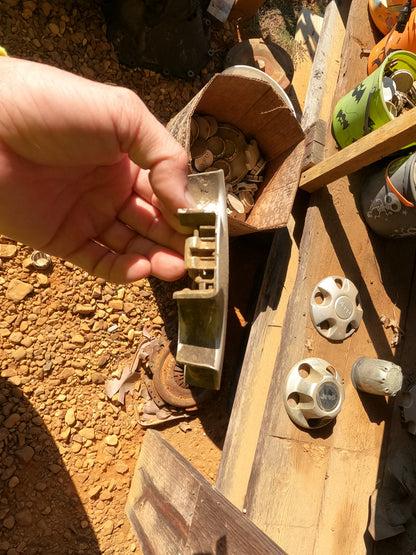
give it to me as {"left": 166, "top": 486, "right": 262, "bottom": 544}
{"left": 0, "top": 1, "right": 323, "bottom": 554}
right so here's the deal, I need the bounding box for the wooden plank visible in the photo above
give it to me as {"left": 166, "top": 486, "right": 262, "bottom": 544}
{"left": 299, "top": 107, "right": 416, "bottom": 192}
{"left": 240, "top": 0, "right": 416, "bottom": 552}
{"left": 216, "top": 220, "right": 299, "bottom": 508}
{"left": 301, "top": 0, "right": 347, "bottom": 130}
{"left": 291, "top": 8, "right": 324, "bottom": 113}
{"left": 125, "top": 429, "right": 286, "bottom": 555}
{"left": 216, "top": 0, "right": 347, "bottom": 510}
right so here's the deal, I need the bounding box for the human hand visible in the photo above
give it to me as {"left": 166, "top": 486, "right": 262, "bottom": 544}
{"left": 0, "top": 57, "right": 194, "bottom": 283}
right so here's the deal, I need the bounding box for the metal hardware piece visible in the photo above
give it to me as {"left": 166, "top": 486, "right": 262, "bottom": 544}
{"left": 31, "top": 250, "right": 52, "bottom": 270}
{"left": 351, "top": 357, "right": 403, "bottom": 396}
{"left": 173, "top": 170, "right": 229, "bottom": 390}
{"left": 284, "top": 358, "right": 345, "bottom": 430}
{"left": 149, "top": 340, "right": 209, "bottom": 409}
{"left": 310, "top": 276, "right": 363, "bottom": 341}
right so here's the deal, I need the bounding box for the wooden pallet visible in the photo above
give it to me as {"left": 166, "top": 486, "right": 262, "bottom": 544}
{"left": 217, "top": 0, "right": 416, "bottom": 553}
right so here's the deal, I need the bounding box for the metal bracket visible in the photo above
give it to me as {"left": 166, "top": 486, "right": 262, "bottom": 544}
{"left": 173, "top": 170, "right": 229, "bottom": 390}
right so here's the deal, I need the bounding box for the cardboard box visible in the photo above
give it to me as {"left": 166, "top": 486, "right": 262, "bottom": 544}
{"left": 167, "top": 73, "right": 305, "bottom": 236}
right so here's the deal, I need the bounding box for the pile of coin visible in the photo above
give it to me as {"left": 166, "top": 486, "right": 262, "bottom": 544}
{"left": 190, "top": 113, "right": 266, "bottom": 221}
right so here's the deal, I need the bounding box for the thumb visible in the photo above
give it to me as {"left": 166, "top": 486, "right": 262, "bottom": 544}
{"left": 117, "top": 90, "right": 195, "bottom": 215}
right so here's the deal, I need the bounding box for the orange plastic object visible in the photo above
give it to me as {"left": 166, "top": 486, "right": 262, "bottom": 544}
{"left": 368, "top": 7, "right": 416, "bottom": 73}
{"left": 369, "top": 0, "right": 415, "bottom": 35}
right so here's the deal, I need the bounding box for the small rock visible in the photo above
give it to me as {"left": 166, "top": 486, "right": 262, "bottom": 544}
{"left": 88, "top": 484, "right": 102, "bottom": 499}
{"left": 4, "top": 413, "right": 20, "bottom": 428}
{"left": 60, "top": 429, "right": 71, "bottom": 441}
{"left": 43, "top": 360, "right": 53, "bottom": 373}
{"left": 62, "top": 341, "right": 77, "bottom": 350}
{"left": 6, "top": 279, "right": 33, "bottom": 302}
{"left": 100, "top": 490, "right": 113, "bottom": 501}
{"left": 0, "top": 244, "right": 17, "bottom": 258}
{"left": 48, "top": 22, "right": 60, "bottom": 36}
{"left": 9, "top": 331, "right": 23, "bottom": 344}
{"left": 92, "top": 286, "right": 102, "bottom": 299}
{"left": 31, "top": 416, "right": 43, "bottom": 426}
{"left": 101, "top": 520, "right": 114, "bottom": 536}
{"left": 34, "top": 481, "right": 47, "bottom": 492}
{"left": 91, "top": 372, "right": 105, "bottom": 385}
{"left": 97, "top": 354, "right": 109, "bottom": 368}
{"left": 15, "top": 509, "right": 32, "bottom": 526}
{"left": 41, "top": 2, "right": 52, "bottom": 16}
{"left": 3, "top": 515, "right": 15, "bottom": 529}
{"left": 8, "top": 476, "right": 19, "bottom": 488}
{"left": 65, "top": 408, "right": 76, "bottom": 427}
{"left": 79, "top": 428, "right": 95, "bottom": 441}
{"left": 114, "top": 461, "right": 129, "bottom": 474}
{"left": 71, "top": 333, "right": 84, "bottom": 345}
{"left": 11, "top": 346, "right": 26, "bottom": 361}
{"left": 36, "top": 273, "right": 50, "bottom": 287}
{"left": 124, "top": 303, "right": 135, "bottom": 314}
{"left": 109, "top": 299, "right": 123, "bottom": 311}
{"left": 105, "top": 435, "right": 118, "bottom": 447}
{"left": 74, "top": 304, "right": 95, "bottom": 316}
{"left": 48, "top": 464, "right": 61, "bottom": 474}
{"left": 15, "top": 445, "right": 35, "bottom": 464}
{"left": 21, "top": 336, "right": 33, "bottom": 348}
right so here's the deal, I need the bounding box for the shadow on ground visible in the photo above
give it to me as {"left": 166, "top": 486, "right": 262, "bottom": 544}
{"left": 0, "top": 378, "right": 100, "bottom": 555}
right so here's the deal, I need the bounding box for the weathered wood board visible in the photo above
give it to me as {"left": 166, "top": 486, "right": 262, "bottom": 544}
{"left": 300, "top": 108, "right": 416, "bottom": 192}
{"left": 125, "top": 429, "right": 286, "bottom": 554}
{"left": 216, "top": 0, "right": 348, "bottom": 512}
{"left": 219, "top": 0, "right": 416, "bottom": 553}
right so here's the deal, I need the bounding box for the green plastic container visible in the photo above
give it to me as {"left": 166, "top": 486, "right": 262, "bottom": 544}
{"left": 332, "top": 50, "right": 416, "bottom": 149}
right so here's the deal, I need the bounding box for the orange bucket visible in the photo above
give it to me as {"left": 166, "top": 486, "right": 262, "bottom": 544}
{"left": 368, "top": 8, "right": 416, "bottom": 73}
{"left": 368, "top": 0, "right": 416, "bottom": 35}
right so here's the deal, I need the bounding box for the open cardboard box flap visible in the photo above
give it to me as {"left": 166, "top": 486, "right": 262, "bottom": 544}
{"left": 168, "top": 73, "right": 305, "bottom": 235}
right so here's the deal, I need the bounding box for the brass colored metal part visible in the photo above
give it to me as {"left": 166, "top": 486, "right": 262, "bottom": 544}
{"left": 173, "top": 170, "right": 229, "bottom": 390}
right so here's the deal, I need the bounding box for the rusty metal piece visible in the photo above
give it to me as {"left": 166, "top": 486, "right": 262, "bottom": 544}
{"left": 224, "top": 38, "right": 293, "bottom": 91}
{"left": 173, "top": 170, "right": 229, "bottom": 390}
{"left": 239, "top": 190, "right": 255, "bottom": 212}
{"left": 223, "top": 138, "right": 238, "bottom": 162}
{"left": 150, "top": 341, "right": 206, "bottom": 409}
{"left": 245, "top": 174, "right": 264, "bottom": 183}
{"left": 213, "top": 159, "right": 231, "bottom": 180}
{"left": 193, "top": 115, "right": 212, "bottom": 140}
{"left": 194, "top": 150, "right": 214, "bottom": 172}
{"left": 207, "top": 135, "right": 225, "bottom": 158}
{"left": 190, "top": 137, "right": 207, "bottom": 159}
